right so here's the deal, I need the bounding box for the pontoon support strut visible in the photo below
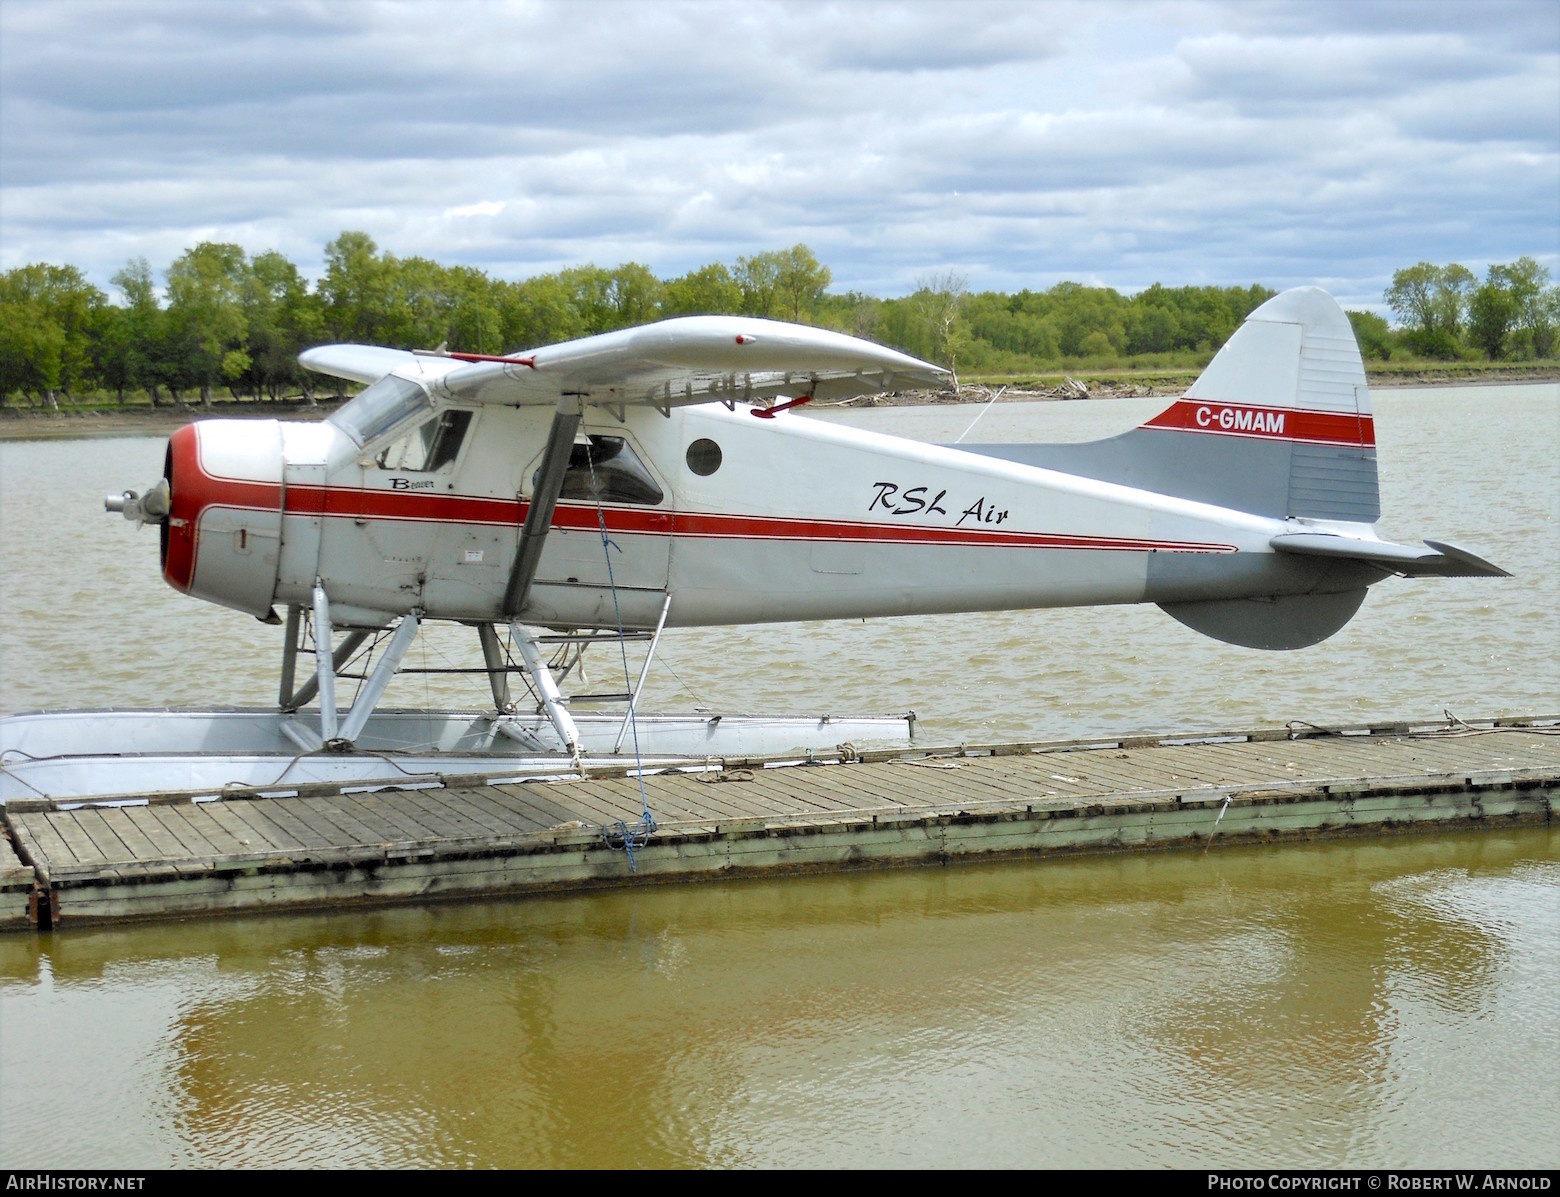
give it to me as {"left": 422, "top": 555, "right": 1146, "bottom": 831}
{"left": 312, "top": 580, "right": 338, "bottom": 743}
{"left": 510, "top": 622, "right": 581, "bottom": 764}
{"left": 613, "top": 593, "right": 672, "bottom": 754}
{"left": 335, "top": 611, "right": 421, "bottom": 747}
{"left": 478, "top": 623, "right": 513, "bottom": 712}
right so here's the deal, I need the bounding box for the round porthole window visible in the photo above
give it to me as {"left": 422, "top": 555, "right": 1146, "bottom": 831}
{"left": 686, "top": 438, "right": 723, "bottom": 476}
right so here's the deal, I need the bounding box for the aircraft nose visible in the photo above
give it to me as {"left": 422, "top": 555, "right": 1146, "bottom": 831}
{"left": 159, "top": 420, "right": 286, "bottom": 618}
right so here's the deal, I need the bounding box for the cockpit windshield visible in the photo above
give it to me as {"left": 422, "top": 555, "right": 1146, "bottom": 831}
{"left": 329, "top": 375, "right": 431, "bottom": 446}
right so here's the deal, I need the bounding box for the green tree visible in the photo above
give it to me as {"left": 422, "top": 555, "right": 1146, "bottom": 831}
{"left": 107, "top": 257, "right": 170, "bottom": 404}
{"left": 1492, "top": 256, "right": 1559, "bottom": 359}
{"left": 1346, "top": 310, "right": 1395, "bottom": 361}
{"left": 1468, "top": 280, "right": 1520, "bottom": 360}
{"left": 0, "top": 263, "right": 104, "bottom": 407}
{"left": 1385, "top": 262, "right": 1476, "bottom": 358}
{"left": 662, "top": 263, "right": 743, "bottom": 316}
{"left": 0, "top": 276, "right": 66, "bottom": 406}
{"left": 321, "top": 231, "right": 394, "bottom": 343}
{"left": 556, "top": 264, "right": 618, "bottom": 334}
{"left": 604, "top": 263, "right": 663, "bottom": 328}
{"left": 910, "top": 272, "right": 969, "bottom": 378}
{"left": 773, "top": 244, "right": 832, "bottom": 322}
{"left": 499, "top": 273, "right": 587, "bottom": 349}
{"left": 166, "top": 242, "right": 250, "bottom": 406}
{"left": 447, "top": 265, "right": 504, "bottom": 355}
{"left": 734, "top": 250, "right": 783, "bottom": 318}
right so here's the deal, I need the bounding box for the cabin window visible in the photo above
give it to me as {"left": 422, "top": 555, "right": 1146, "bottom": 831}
{"left": 330, "top": 375, "right": 431, "bottom": 446}
{"left": 375, "top": 410, "right": 474, "bottom": 472}
{"left": 540, "top": 435, "right": 664, "bottom": 506}
{"left": 686, "top": 438, "right": 722, "bottom": 476}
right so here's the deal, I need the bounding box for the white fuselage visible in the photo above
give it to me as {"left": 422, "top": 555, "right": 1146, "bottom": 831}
{"left": 163, "top": 401, "right": 1344, "bottom": 634}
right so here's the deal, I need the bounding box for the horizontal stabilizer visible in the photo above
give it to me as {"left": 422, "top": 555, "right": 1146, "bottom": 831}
{"left": 1271, "top": 533, "right": 1509, "bottom": 578}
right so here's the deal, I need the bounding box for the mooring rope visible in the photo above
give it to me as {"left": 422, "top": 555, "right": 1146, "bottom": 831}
{"left": 583, "top": 439, "right": 657, "bottom": 871}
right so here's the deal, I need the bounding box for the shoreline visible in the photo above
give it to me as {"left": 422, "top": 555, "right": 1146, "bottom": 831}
{"left": 2, "top": 370, "right": 1555, "bottom": 442}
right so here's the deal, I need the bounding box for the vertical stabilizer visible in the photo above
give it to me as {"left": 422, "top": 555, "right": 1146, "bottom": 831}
{"left": 957, "top": 287, "right": 1380, "bottom": 523}
{"left": 1137, "top": 287, "right": 1379, "bottom": 522}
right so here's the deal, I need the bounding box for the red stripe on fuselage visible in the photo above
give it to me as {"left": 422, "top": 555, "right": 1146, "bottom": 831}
{"left": 1142, "top": 398, "right": 1375, "bottom": 448}
{"left": 167, "top": 425, "right": 1237, "bottom": 589}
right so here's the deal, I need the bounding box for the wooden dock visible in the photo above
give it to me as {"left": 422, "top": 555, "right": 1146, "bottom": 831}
{"left": 2, "top": 715, "right": 1555, "bottom": 929}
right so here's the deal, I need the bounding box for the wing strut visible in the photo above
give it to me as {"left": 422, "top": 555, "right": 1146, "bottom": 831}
{"left": 503, "top": 400, "right": 582, "bottom": 617}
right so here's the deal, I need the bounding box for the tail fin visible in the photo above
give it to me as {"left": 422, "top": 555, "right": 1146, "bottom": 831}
{"left": 957, "top": 286, "right": 1379, "bottom": 523}
{"left": 1136, "top": 286, "right": 1378, "bottom": 522}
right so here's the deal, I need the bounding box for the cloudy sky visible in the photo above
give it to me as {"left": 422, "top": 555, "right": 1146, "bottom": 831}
{"left": 2, "top": 0, "right": 1556, "bottom": 313}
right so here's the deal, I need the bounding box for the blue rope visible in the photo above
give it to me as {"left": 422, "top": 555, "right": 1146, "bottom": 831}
{"left": 585, "top": 444, "right": 657, "bottom": 871}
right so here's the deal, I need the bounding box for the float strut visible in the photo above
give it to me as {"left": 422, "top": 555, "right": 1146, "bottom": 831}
{"left": 614, "top": 593, "right": 672, "bottom": 754}
{"left": 510, "top": 623, "right": 581, "bottom": 765}
{"left": 478, "top": 623, "right": 513, "bottom": 712}
{"left": 278, "top": 604, "right": 303, "bottom": 707}
{"left": 335, "top": 611, "right": 422, "bottom": 747}
{"left": 285, "top": 630, "right": 369, "bottom": 712}
{"left": 312, "top": 580, "right": 338, "bottom": 742}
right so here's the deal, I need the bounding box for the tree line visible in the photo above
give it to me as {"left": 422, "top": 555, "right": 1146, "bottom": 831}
{"left": 1, "top": 233, "right": 1554, "bottom": 409}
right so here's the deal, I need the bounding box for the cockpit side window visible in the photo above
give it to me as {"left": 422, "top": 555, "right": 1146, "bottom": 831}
{"left": 375, "top": 410, "right": 474, "bottom": 473}
{"left": 539, "top": 435, "right": 664, "bottom": 505}
{"left": 329, "top": 375, "right": 431, "bottom": 446}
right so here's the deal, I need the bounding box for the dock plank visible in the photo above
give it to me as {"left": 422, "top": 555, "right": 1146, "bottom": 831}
{"left": 201, "top": 801, "right": 285, "bottom": 853}
{"left": 70, "top": 809, "right": 136, "bottom": 864}
{"left": 294, "top": 795, "right": 389, "bottom": 846}
{"left": 46, "top": 812, "right": 109, "bottom": 867}
{"left": 121, "top": 806, "right": 194, "bottom": 861}
{"left": 740, "top": 771, "right": 857, "bottom": 815}
{"left": 456, "top": 788, "right": 557, "bottom": 836}
{"left": 174, "top": 804, "right": 250, "bottom": 857}
{"left": 94, "top": 807, "right": 162, "bottom": 860}
{"left": 284, "top": 795, "right": 389, "bottom": 847}
{"left": 526, "top": 781, "right": 646, "bottom": 828}
{"left": 658, "top": 777, "right": 774, "bottom": 821}
{"left": 432, "top": 791, "right": 529, "bottom": 838}
{"left": 256, "top": 799, "right": 340, "bottom": 850}
{"left": 484, "top": 784, "right": 584, "bottom": 829}
{"left": 132, "top": 805, "right": 206, "bottom": 858}
{"left": 376, "top": 791, "right": 490, "bottom": 841}
{"left": 6, "top": 816, "right": 74, "bottom": 875}
{"left": 330, "top": 792, "right": 437, "bottom": 844}
{"left": 217, "top": 800, "right": 307, "bottom": 852}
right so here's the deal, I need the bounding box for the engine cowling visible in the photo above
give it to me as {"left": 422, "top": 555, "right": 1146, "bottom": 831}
{"left": 161, "top": 420, "right": 286, "bottom": 619}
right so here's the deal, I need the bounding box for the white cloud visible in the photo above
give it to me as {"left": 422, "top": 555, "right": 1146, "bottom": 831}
{"left": 444, "top": 201, "right": 507, "bottom": 219}
{"left": 1, "top": 0, "right": 1555, "bottom": 310}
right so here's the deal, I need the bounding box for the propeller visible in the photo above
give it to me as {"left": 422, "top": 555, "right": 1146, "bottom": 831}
{"left": 105, "top": 478, "right": 170, "bottom": 528}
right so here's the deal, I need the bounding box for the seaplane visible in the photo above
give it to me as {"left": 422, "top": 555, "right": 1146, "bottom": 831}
{"left": 1, "top": 286, "right": 1508, "bottom": 805}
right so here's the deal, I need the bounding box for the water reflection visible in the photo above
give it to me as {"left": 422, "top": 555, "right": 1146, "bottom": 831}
{"left": 3, "top": 828, "right": 1554, "bottom": 1167}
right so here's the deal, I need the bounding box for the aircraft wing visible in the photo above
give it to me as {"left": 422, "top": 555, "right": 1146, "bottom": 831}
{"left": 297, "top": 344, "right": 423, "bottom": 385}
{"left": 302, "top": 316, "right": 949, "bottom": 412}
